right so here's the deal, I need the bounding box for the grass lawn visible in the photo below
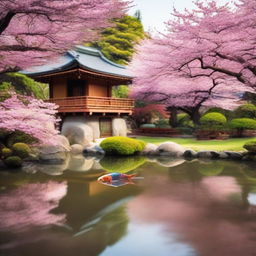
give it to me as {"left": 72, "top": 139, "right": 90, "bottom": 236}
{"left": 136, "top": 136, "right": 256, "bottom": 152}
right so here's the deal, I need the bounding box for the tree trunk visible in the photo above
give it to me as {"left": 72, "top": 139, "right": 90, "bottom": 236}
{"left": 190, "top": 108, "right": 201, "bottom": 126}
{"left": 167, "top": 107, "right": 178, "bottom": 128}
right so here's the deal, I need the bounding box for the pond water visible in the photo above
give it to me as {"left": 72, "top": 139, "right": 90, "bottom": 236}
{"left": 1, "top": 155, "right": 256, "bottom": 256}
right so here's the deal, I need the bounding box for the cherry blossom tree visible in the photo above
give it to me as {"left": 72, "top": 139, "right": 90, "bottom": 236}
{"left": 130, "top": 0, "right": 254, "bottom": 125}
{"left": 0, "top": 0, "right": 129, "bottom": 73}
{"left": 0, "top": 93, "right": 60, "bottom": 144}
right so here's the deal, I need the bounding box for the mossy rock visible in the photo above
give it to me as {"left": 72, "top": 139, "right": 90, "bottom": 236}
{"left": 12, "top": 143, "right": 31, "bottom": 159}
{"left": 7, "top": 131, "right": 37, "bottom": 147}
{"left": 1, "top": 148, "right": 13, "bottom": 158}
{"left": 4, "top": 156, "right": 23, "bottom": 168}
{"left": 100, "top": 136, "right": 146, "bottom": 156}
{"left": 243, "top": 140, "right": 256, "bottom": 153}
{"left": 100, "top": 156, "right": 146, "bottom": 173}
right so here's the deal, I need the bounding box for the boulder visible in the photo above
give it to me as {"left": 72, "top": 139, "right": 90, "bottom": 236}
{"left": 39, "top": 135, "right": 71, "bottom": 155}
{"left": 224, "top": 151, "right": 243, "bottom": 160}
{"left": 141, "top": 143, "right": 158, "bottom": 155}
{"left": 70, "top": 144, "right": 84, "bottom": 154}
{"left": 86, "top": 117, "right": 100, "bottom": 140}
{"left": 156, "top": 142, "right": 185, "bottom": 157}
{"left": 209, "top": 151, "right": 221, "bottom": 159}
{"left": 112, "top": 118, "right": 127, "bottom": 137}
{"left": 218, "top": 152, "right": 229, "bottom": 159}
{"left": 183, "top": 149, "right": 197, "bottom": 159}
{"left": 197, "top": 151, "right": 214, "bottom": 159}
{"left": 83, "top": 145, "right": 105, "bottom": 156}
{"left": 61, "top": 116, "right": 93, "bottom": 146}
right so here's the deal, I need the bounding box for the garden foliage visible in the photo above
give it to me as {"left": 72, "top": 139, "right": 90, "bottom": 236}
{"left": 243, "top": 141, "right": 256, "bottom": 153}
{"left": 100, "top": 136, "right": 146, "bottom": 155}
{"left": 0, "top": 0, "right": 129, "bottom": 73}
{"left": 0, "top": 94, "right": 59, "bottom": 145}
{"left": 200, "top": 112, "right": 227, "bottom": 129}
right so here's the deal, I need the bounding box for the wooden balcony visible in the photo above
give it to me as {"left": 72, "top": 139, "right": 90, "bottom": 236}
{"left": 48, "top": 96, "right": 134, "bottom": 115}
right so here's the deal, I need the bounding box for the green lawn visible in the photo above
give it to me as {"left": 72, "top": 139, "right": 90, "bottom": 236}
{"left": 136, "top": 136, "right": 256, "bottom": 152}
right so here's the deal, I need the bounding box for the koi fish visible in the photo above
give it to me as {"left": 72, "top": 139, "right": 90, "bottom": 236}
{"left": 97, "top": 173, "right": 137, "bottom": 183}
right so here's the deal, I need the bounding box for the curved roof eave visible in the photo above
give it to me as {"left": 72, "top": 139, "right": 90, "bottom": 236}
{"left": 21, "top": 46, "right": 134, "bottom": 79}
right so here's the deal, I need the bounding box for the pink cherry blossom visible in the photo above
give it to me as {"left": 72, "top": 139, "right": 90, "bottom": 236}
{"left": 0, "top": 94, "right": 60, "bottom": 145}
{"left": 0, "top": 0, "right": 129, "bottom": 73}
{"left": 130, "top": 0, "right": 254, "bottom": 124}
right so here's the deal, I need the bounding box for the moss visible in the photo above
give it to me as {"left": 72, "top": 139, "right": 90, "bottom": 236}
{"left": 12, "top": 143, "right": 31, "bottom": 159}
{"left": 100, "top": 156, "right": 146, "bottom": 173}
{"left": 100, "top": 136, "right": 146, "bottom": 156}
{"left": 4, "top": 156, "right": 23, "bottom": 168}
{"left": 1, "top": 148, "right": 13, "bottom": 158}
{"left": 243, "top": 140, "right": 256, "bottom": 153}
{"left": 7, "top": 131, "right": 37, "bottom": 147}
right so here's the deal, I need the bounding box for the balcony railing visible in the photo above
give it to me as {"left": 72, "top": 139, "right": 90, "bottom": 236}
{"left": 48, "top": 96, "right": 134, "bottom": 114}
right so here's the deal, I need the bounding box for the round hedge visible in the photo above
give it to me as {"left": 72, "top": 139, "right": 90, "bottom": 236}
{"left": 100, "top": 136, "right": 146, "bottom": 156}
{"left": 243, "top": 140, "right": 256, "bottom": 153}
{"left": 229, "top": 118, "right": 256, "bottom": 130}
{"left": 12, "top": 143, "right": 31, "bottom": 159}
{"left": 4, "top": 156, "right": 22, "bottom": 168}
{"left": 234, "top": 104, "right": 256, "bottom": 118}
{"left": 1, "top": 147, "right": 13, "bottom": 158}
{"left": 200, "top": 112, "right": 227, "bottom": 126}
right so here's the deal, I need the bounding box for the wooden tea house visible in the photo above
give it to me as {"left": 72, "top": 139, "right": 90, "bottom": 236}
{"left": 23, "top": 46, "right": 134, "bottom": 141}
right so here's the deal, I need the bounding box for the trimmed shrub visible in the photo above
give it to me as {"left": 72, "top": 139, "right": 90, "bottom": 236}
{"left": 243, "top": 140, "right": 256, "bottom": 153}
{"left": 6, "top": 131, "right": 37, "bottom": 147}
{"left": 1, "top": 148, "right": 13, "bottom": 158}
{"left": 200, "top": 112, "right": 227, "bottom": 130}
{"left": 140, "top": 124, "right": 156, "bottom": 128}
{"left": 4, "top": 156, "right": 22, "bottom": 168}
{"left": 12, "top": 143, "right": 31, "bottom": 159}
{"left": 229, "top": 118, "right": 256, "bottom": 130}
{"left": 100, "top": 136, "right": 146, "bottom": 156}
{"left": 100, "top": 156, "right": 146, "bottom": 173}
{"left": 234, "top": 104, "right": 256, "bottom": 118}
{"left": 136, "top": 140, "right": 146, "bottom": 152}
{"left": 205, "top": 107, "right": 233, "bottom": 120}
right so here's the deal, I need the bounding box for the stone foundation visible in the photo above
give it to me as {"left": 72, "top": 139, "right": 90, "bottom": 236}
{"left": 61, "top": 116, "right": 128, "bottom": 145}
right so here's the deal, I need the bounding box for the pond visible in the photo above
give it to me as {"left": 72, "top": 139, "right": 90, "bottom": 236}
{"left": 0, "top": 155, "right": 256, "bottom": 256}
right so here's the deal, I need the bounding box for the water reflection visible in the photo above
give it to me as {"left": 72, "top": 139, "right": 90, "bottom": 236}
{"left": 1, "top": 157, "right": 256, "bottom": 255}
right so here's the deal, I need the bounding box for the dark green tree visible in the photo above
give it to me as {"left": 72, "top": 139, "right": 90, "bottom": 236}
{"left": 91, "top": 14, "right": 146, "bottom": 65}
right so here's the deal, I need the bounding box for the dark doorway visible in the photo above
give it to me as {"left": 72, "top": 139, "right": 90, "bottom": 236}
{"left": 67, "top": 79, "right": 86, "bottom": 97}
{"left": 99, "top": 118, "right": 112, "bottom": 137}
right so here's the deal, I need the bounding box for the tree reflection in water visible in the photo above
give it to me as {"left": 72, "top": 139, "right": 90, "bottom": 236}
{"left": 1, "top": 156, "right": 256, "bottom": 256}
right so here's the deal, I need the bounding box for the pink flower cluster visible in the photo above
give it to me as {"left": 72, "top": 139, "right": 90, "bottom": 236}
{"left": 130, "top": 0, "right": 255, "bottom": 111}
{"left": 0, "top": 94, "right": 60, "bottom": 145}
{"left": 0, "top": 0, "right": 129, "bottom": 73}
